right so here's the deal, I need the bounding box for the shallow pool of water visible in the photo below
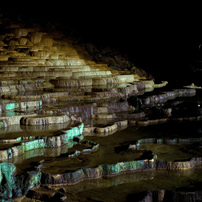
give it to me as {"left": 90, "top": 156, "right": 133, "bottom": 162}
{"left": 34, "top": 120, "right": 201, "bottom": 201}
{"left": 34, "top": 166, "right": 202, "bottom": 201}
{"left": 11, "top": 120, "right": 202, "bottom": 175}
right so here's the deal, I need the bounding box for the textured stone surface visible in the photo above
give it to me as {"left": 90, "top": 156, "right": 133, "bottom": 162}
{"left": 20, "top": 114, "right": 70, "bottom": 125}
{"left": 0, "top": 123, "right": 84, "bottom": 160}
{"left": 0, "top": 113, "right": 37, "bottom": 128}
{"left": 0, "top": 162, "right": 17, "bottom": 199}
{"left": 141, "top": 89, "right": 196, "bottom": 106}
{"left": 84, "top": 120, "right": 128, "bottom": 135}
{"left": 39, "top": 157, "right": 202, "bottom": 186}
{"left": 1, "top": 13, "right": 201, "bottom": 201}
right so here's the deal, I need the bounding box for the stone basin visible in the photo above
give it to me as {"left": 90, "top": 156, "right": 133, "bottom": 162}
{"left": 40, "top": 121, "right": 202, "bottom": 175}
{"left": 0, "top": 122, "right": 84, "bottom": 161}
{"left": 0, "top": 13, "right": 202, "bottom": 201}
{"left": 29, "top": 166, "right": 202, "bottom": 202}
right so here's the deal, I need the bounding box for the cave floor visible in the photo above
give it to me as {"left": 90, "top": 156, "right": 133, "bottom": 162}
{"left": 24, "top": 122, "right": 202, "bottom": 201}
{"left": 12, "top": 114, "right": 202, "bottom": 201}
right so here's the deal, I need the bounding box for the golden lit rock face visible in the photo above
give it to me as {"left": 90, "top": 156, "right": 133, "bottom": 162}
{"left": 0, "top": 15, "right": 146, "bottom": 130}
{"left": 1, "top": 13, "right": 202, "bottom": 202}
{"left": 0, "top": 15, "right": 141, "bottom": 92}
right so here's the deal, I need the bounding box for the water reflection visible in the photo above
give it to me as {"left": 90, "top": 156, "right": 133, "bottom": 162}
{"left": 36, "top": 166, "right": 202, "bottom": 201}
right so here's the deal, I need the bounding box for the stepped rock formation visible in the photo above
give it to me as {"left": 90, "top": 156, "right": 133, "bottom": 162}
{"left": 0, "top": 13, "right": 150, "bottom": 200}
{"left": 0, "top": 14, "right": 155, "bottom": 131}
{"left": 0, "top": 16, "right": 142, "bottom": 92}
{"left": 1, "top": 14, "right": 202, "bottom": 201}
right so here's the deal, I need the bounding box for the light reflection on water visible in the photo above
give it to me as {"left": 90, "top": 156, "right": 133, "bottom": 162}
{"left": 7, "top": 88, "right": 202, "bottom": 200}
{"left": 36, "top": 166, "right": 202, "bottom": 201}
{"left": 32, "top": 120, "right": 202, "bottom": 201}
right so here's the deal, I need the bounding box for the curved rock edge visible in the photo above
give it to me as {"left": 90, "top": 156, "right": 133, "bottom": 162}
{"left": 0, "top": 136, "right": 201, "bottom": 200}
{"left": 0, "top": 122, "right": 84, "bottom": 161}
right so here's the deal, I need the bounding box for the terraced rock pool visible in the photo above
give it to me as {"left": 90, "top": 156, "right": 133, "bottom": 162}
{"left": 11, "top": 120, "right": 202, "bottom": 201}
{"left": 50, "top": 167, "right": 202, "bottom": 201}
{"left": 0, "top": 87, "right": 201, "bottom": 201}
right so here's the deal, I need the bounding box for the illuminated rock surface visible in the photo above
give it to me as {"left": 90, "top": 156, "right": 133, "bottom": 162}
{"left": 0, "top": 13, "right": 202, "bottom": 201}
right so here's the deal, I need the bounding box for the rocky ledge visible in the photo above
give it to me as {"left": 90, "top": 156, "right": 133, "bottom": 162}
{"left": 0, "top": 14, "right": 202, "bottom": 201}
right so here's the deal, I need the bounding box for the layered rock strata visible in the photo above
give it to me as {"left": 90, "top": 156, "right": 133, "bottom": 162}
{"left": 1, "top": 14, "right": 201, "bottom": 201}
{"left": 141, "top": 88, "right": 196, "bottom": 107}
{"left": 1, "top": 139, "right": 201, "bottom": 199}
{"left": 0, "top": 123, "right": 84, "bottom": 160}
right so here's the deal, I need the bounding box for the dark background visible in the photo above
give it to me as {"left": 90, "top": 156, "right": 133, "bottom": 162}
{"left": 1, "top": 2, "right": 202, "bottom": 82}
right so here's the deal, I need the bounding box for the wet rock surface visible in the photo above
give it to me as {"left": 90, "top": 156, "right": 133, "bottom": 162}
{"left": 127, "top": 189, "right": 202, "bottom": 202}
{"left": 0, "top": 13, "right": 202, "bottom": 201}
